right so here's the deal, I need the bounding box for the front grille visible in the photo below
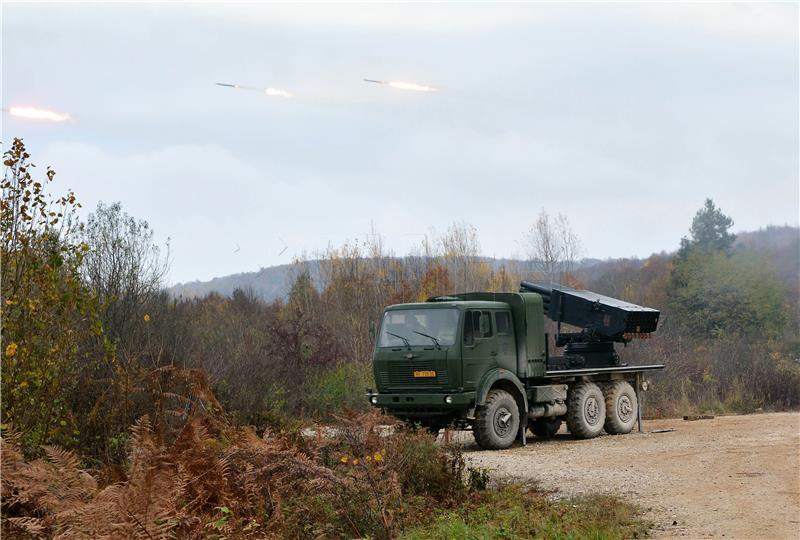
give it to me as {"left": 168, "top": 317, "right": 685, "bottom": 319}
{"left": 384, "top": 360, "right": 449, "bottom": 387}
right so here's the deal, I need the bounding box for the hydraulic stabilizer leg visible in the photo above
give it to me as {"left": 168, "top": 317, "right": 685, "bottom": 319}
{"left": 636, "top": 372, "right": 644, "bottom": 433}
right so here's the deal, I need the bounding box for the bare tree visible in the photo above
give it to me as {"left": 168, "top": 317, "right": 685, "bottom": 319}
{"left": 437, "top": 221, "right": 481, "bottom": 292}
{"left": 522, "top": 210, "right": 582, "bottom": 284}
{"left": 82, "top": 202, "right": 170, "bottom": 340}
{"left": 555, "top": 213, "right": 582, "bottom": 277}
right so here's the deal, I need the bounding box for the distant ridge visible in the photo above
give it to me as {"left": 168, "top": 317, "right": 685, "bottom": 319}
{"left": 170, "top": 262, "right": 310, "bottom": 302}
{"left": 168, "top": 226, "right": 799, "bottom": 302}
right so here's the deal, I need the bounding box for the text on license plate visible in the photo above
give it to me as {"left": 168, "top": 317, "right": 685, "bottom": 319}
{"left": 413, "top": 370, "right": 436, "bottom": 378}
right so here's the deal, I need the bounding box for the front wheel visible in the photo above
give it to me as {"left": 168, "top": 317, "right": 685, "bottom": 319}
{"left": 474, "top": 389, "right": 520, "bottom": 450}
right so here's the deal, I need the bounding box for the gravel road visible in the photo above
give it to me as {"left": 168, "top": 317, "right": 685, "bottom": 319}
{"left": 453, "top": 412, "right": 800, "bottom": 539}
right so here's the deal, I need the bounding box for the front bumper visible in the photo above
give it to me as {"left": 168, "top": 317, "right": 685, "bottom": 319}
{"left": 367, "top": 391, "right": 476, "bottom": 417}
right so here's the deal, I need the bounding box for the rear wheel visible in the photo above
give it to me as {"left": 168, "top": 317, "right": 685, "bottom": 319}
{"left": 566, "top": 382, "right": 606, "bottom": 439}
{"left": 531, "top": 418, "right": 562, "bottom": 438}
{"left": 604, "top": 381, "right": 638, "bottom": 434}
{"left": 474, "top": 389, "right": 520, "bottom": 450}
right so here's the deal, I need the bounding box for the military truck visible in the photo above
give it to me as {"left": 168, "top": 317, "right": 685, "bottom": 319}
{"left": 367, "top": 281, "right": 664, "bottom": 449}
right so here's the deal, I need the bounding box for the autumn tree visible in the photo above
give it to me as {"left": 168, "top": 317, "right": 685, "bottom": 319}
{"left": 82, "top": 202, "right": 170, "bottom": 342}
{"left": 1, "top": 139, "right": 104, "bottom": 451}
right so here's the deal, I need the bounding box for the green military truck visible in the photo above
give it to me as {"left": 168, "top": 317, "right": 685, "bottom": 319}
{"left": 367, "top": 281, "right": 664, "bottom": 449}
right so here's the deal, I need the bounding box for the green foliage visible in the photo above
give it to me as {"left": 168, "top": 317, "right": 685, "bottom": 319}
{"left": 1, "top": 138, "right": 105, "bottom": 452}
{"left": 401, "top": 484, "right": 648, "bottom": 540}
{"left": 667, "top": 198, "right": 789, "bottom": 340}
{"left": 392, "top": 435, "right": 468, "bottom": 501}
{"left": 304, "top": 362, "right": 374, "bottom": 417}
{"left": 678, "top": 198, "right": 736, "bottom": 257}
{"left": 262, "top": 382, "right": 289, "bottom": 415}
{"left": 668, "top": 249, "right": 787, "bottom": 338}
{"left": 209, "top": 505, "right": 232, "bottom": 531}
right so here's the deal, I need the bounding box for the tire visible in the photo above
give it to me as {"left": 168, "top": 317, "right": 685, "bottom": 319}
{"left": 566, "top": 382, "right": 606, "bottom": 439}
{"left": 604, "top": 381, "right": 638, "bottom": 435}
{"left": 474, "top": 389, "right": 520, "bottom": 450}
{"left": 531, "top": 418, "right": 562, "bottom": 438}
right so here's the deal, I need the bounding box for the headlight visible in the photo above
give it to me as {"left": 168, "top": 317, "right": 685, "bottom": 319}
{"left": 370, "top": 395, "right": 379, "bottom": 405}
{"left": 641, "top": 381, "right": 649, "bottom": 391}
{"left": 444, "top": 396, "right": 453, "bottom": 404}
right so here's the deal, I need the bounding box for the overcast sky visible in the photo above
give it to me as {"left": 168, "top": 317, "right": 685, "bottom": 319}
{"left": 3, "top": 3, "right": 798, "bottom": 284}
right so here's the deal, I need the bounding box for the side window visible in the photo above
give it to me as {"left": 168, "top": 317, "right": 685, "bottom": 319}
{"left": 495, "top": 311, "right": 512, "bottom": 336}
{"left": 464, "top": 310, "right": 493, "bottom": 344}
{"left": 481, "top": 312, "right": 493, "bottom": 338}
{"left": 463, "top": 311, "right": 475, "bottom": 345}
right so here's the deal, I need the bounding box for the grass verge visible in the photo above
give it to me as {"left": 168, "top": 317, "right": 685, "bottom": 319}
{"left": 401, "top": 483, "right": 649, "bottom": 540}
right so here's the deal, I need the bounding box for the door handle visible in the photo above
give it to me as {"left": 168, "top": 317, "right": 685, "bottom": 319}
{"left": 489, "top": 351, "right": 498, "bottom": 357}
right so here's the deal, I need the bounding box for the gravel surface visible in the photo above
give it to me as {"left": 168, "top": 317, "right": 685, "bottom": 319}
{"left": 450, "top": 412, "right": 800, "bottom": 539}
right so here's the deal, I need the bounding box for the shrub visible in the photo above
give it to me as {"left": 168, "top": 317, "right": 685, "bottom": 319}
{"left": 1, "top": 407, "right": 478, "bottom": 539}
{"left": 303, "top": 362, "right": 374, "bottom": 418}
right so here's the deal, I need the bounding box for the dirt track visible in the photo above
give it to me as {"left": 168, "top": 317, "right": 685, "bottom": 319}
{"left": 456, "top": 412, "right": 800, "bottom": 539}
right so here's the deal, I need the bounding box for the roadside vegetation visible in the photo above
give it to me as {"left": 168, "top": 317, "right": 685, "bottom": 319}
{"left": 402, "top": 487, "right": 647, "bottom": 540}
{"left": 3, "top": 390, "right": 645, "bottom": 538}
{"left": 1, "top": 139, "right": 797, "bottom": 537}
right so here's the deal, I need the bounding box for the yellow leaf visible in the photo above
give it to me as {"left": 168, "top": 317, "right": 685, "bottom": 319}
{"left": 5, "top": 343, "right": 18, "bottom": 357}
{"left": 143, "top": 314, "right": 151, "bottom": 322}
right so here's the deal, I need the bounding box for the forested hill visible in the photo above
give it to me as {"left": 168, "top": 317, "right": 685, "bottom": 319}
{"left": 169, "top": 225, "right": 799, "bottom": 301}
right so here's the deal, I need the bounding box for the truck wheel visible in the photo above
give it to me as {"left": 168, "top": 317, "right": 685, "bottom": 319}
{"left": 531, "top": 418, "right": 562, "bottom": 438}
{"left": 604, "top": 381, "right": 638, "bottom": 434}
{"left": 474, "top": 389, "right": 520, "bottom": 450}
{"left": 566, "top": 382, "right": 606, "bottom": 439}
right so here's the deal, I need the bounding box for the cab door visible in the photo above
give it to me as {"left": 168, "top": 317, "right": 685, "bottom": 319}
{"left": 461, "top": 309, "right": 497, "bottom": 388}
{"left": 493, "top": 310, "right": 516, "bottom": 372}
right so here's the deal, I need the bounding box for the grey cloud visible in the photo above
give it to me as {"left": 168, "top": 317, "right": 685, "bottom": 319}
{"left": 3, "top": 3, "right": 797, "bottom": 283}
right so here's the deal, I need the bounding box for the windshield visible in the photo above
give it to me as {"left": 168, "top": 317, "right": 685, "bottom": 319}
{"left": 378, "top": 308, "right": 460, "bottom": 347}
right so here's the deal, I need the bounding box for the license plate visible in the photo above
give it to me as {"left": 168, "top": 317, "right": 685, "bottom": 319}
{"left": 413, "top": 370, "right": 436, "bottom": 378}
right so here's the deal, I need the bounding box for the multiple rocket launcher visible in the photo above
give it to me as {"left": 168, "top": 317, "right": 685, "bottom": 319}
{"left": 519, "top": 281, "right": 660, "bottom": 344}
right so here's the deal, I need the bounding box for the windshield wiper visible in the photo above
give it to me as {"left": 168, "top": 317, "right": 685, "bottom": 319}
{"left": 412, "top": 330, "right": 441, "bottom": 349}
{"left": 386, "top": 331, "right": 411, "bottom": 349}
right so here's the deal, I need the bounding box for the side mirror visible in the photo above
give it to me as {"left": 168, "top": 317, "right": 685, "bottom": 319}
{"left": 479, "top": 313, "right": 490, "bottom": 335}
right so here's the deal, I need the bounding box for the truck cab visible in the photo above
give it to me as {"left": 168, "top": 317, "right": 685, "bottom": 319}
{"left": 368, "top": 283, "right": 665, "bottom": 450}
{"left": 371, "top": 300, "right": 511, "bottom": 426}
